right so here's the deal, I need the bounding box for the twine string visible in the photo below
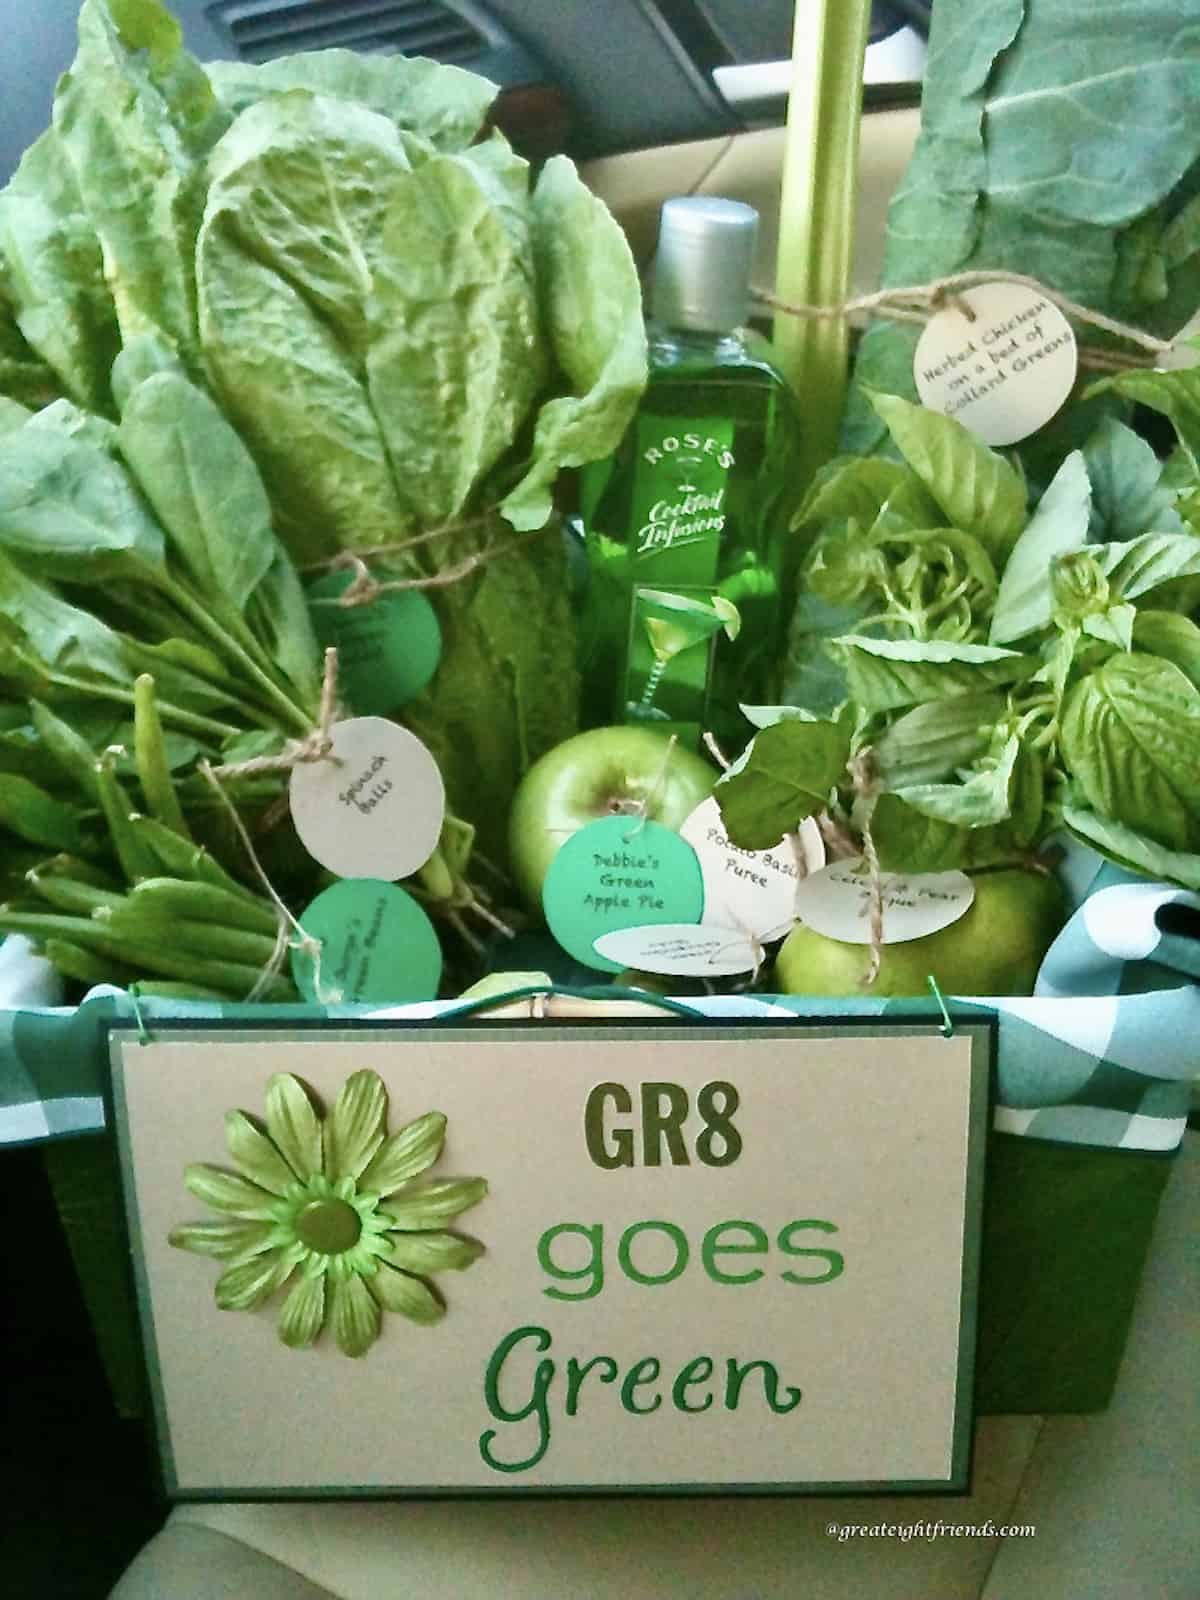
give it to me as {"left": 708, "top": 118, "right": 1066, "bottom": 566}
{"left": 754, "top": 268, "right": 1180, "bottom": 373}
{"left": 198, "top": 758, "right": 340, "bottom": 1006}
{"left": 209, "top": 649, "right": 341, "bottom": 781}
{"left": 848, "top": 750, "right": 886, "bottom": 987}
{"left": 306, "top": 516, "right": 551, "bottom": 609}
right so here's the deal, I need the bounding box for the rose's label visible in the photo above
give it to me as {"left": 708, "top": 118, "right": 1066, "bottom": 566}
{"left": 308, "top": 571, "right": 442, "bottom": 716}
{"left": 541, "top": 815, "right": 705, "bottom": 973}
{"left": 793, "top": 859, "right": 975, "bottom": 945}
{"left": 291, "top": 878, "right": 442, "bottom": 1004}
{"left": 289, "top": 716, "right": 444, "bottom": 881}
{"left": 680, "top": 797, "right": 825, "bottom": 942}
{"left": 594, "top": 922, "right": 760, "bottom": 976}
{"left": 914, "top": 282, "right": 1077, "bottom": 446}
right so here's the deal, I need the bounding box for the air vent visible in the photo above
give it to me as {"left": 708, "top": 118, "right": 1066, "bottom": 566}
{"left": 206, "top": 0, "right": 488, "bottom": 65}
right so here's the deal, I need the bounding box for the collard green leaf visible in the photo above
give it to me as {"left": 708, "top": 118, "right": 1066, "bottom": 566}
{"left": 51, "top": 0, "right": 230, "bottom": 368}
{"left": 1060, "top": 653, "right": 1200, "bottom": 851}
{"left": 847, "top": 0, "right": 1200, "bottom": 450}
{"left": 837, "top": 634, "right": 1031, "bottom": 714}
{"left": 1082, "top": 415, "right": 1185, "bottom": 541}
{"left": 869, "top": 392, "right": 1027, "bottom": 563}
{"left": 207, "top": 47, "right": 496, "bottom": 153}
{"left": 1062, "top": 803, "right": 1200, "bottom": 891}
{"left": 714, "top": 718, "right": 851, "bottom": 849}
{"left": 0, "top": 425, "right": 167, "bottom": 585}
{"left": 117, "top": 371, "right": 276, "bottom": 611}
{"left": 990, "top": 451, "right": 1090, "bottom": 644}
{"left": 500, "top": 156, "right": 647, "bottom": 532}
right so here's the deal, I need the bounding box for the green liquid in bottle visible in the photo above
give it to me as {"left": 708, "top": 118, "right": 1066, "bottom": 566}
{"left": 578, "top": 323, "right": 803, "bottom": 754}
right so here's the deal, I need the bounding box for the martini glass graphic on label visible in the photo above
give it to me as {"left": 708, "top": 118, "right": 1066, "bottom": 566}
{"left": 628, "top": 588, "right": 741, "bottom": 721}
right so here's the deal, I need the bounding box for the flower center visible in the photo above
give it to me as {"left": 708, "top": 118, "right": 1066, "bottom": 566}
{"left": 296, "top": 1197, "right": 362, "bottom": 1255}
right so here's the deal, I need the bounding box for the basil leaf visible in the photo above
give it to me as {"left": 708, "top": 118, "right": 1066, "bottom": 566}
{"left": 793, "top": 455, "right": 939, "bottom": 531}
{"left": 1132, "top": 610, "right": 1200, "bottom": 690}
{"left": 873, "top": 692, "right": 1005, "bottom": 788}
{"left": 892, "top": 734, "right": 1020, "bottom": 829}
{"left": 1060, "top": 653, "right": 1200, "bottom": 851}
{"left": 990, "top": 452, "right": 1090, "bottom": 644}
{"left": 1082, "top": 416, "right": 1186, "bottom": 540}
{"left": 1089, "top": 532, "right": 1200, "bottom": 602}
{"left": 1062, "top": 804, "right": 1200, "bottom": 891}
{"left": 870, "top": 795, "right": 1027, "bottom": 874}
{"left": 714, "top": 719, "right": 851, "bottom": 850}
{"left": 1085, "top": 364, "right": 1200, "bottom": 474}
{"left": 868, "top": 391, "right": 1027, "bottom": 564}
{"left": 837, "top": 635, "right": 1032, "bottom": 714}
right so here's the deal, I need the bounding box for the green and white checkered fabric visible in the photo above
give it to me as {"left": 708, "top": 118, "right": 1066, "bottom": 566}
{"left": 0, "top": 847, "right": 1195, "bottom": 1153}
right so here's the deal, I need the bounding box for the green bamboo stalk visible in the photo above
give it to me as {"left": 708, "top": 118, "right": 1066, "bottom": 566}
{"left": 773, "top": 0, "right": 873, "bottom": 490}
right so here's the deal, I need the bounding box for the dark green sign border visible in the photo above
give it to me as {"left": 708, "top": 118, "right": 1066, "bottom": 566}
{"left": 106, "top": 1013, "right": 994, "bottom": 1502}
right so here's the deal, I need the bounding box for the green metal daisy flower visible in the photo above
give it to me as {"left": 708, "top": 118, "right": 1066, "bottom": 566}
{"left": 169, "top": 1069, "right": 487, "bottom": 1358}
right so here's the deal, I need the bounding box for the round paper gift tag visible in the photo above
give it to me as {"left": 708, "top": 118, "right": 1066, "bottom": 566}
{"left": 308, "top": 571, "right": 441, "bottom": 716}
{"left": 289, "top": 716, "right": 445, "bottom": 881}
{"left": 291, "top": 878, "right": 442, "bottom": 1004}
{"left": 681, "top": 797, "right": 825, "bottom": 942}
{"left": 914, "top": 281, "right": 1077, "bottom": 446}
{"left": 541, "top": 815, "right": 704, "bottom": 973}
{"left": 594, "top": 922, "right": 760, "bottom": 976}
{"left": 793, "top": 858, "right": 974, "bottom": 945}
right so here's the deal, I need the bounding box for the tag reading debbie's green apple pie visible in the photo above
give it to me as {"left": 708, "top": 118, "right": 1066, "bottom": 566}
{"left": 541, "top": 815, "right": 704, "bottom": 972}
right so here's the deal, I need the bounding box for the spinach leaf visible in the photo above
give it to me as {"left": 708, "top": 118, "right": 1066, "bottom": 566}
{"left": 0, "top": 426, "right": 167, "bottom": 585}
{"left": 117, "top": 371, "right": 276, "bottom": 613}
{"left": 1060, "top": 653, "right": 1200, "bottom": 851}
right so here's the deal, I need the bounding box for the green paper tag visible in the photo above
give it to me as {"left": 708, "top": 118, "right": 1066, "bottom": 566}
{"left": 541, "top": 815, "right": 704, "bottom": 973}
{"left": 291, "top": 878, "right": 442, "bottom": 1004}
{"left": 307, "top": 570, "right": 442, "bottom": 715}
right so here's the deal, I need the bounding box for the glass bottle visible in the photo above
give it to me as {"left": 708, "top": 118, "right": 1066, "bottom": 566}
{"left": 577, "top": 196, "right": 804, "bottom": 755}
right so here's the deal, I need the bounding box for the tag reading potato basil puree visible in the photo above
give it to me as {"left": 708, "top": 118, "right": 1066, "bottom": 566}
{"left": 289, "top": 716, "right": 444, "bottom": 881}
{"left": 291, "top": 878, "right": 441, "bottom": 1004}
{"left": 542, "top": 815, "right": 704, "bottom": 973}
{"left": 793, "top": 859, "right": 974, "bottom": 945}
{"left": 914, "top": 281, "right": 1077, "bottom": 446}
{"left": 680, "top": 797, "right": 825, "bottom": 942}
{"left": 307, "top": 571, "right": 442, "bottom": 716}
{"left": 594, "top": 923, "right": 760, "bottom": 976}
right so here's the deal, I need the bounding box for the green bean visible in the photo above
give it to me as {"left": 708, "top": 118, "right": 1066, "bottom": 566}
{"left": 0, "top": 908, "right": 293, "bottom": 1000}
{"left": 25, "top": 871, "right": 125, "bottom": 916}
{"left": 97, "top": 904, "right": 280, "bottom": 969}
{"left": 127, "top": 877, "right": 278, "bottom": 937}
{"left": 40, "top": 854, "right": 123, "bottom": 891}
{"left": 130, "top": 980, "right": 233, "bottom": 1002}
{"left": 133, "top": 675, "right": 191, "bottom": 840}
{"left": 42, "top": 939, "right": 138, "bottom": 989}
{"left": 0, "top": 774, "right": 86, "bottom": 852}
{"left": 29, "top": 702, "right": 105, "bottom": 808}
{"left": 128, "top": 814, "right": 262, "bottom": 903}
{"left": 94, "top": 756, "right": 158, "bottom": 884}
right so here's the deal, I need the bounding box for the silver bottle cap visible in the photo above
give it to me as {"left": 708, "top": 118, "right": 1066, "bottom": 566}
{"left": 651, "top": 197, "right": 759, "bottom": 333}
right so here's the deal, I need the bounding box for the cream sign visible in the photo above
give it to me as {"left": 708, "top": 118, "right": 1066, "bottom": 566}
{"left": 109, "top": 1020, "right": 989, "bottom": 1497}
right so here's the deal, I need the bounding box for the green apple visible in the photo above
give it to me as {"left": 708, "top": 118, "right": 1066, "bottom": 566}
{"left": 508, "top": 725, "right": 715, "bottom": 913}
{"left": 774, "top": 867, "right": 1065, "bottom": 998}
